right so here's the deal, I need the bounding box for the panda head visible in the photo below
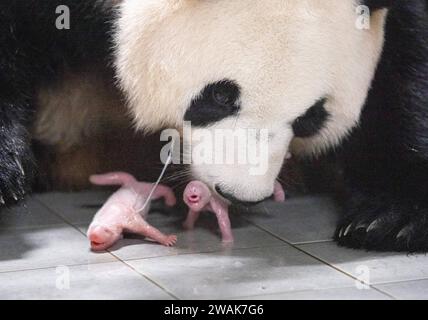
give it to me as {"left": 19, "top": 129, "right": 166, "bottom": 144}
{"left": 115, "top": 0, "right": 390, "bottom": 203}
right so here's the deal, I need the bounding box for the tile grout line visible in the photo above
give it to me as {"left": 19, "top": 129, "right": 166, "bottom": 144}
{"left": 373, "top": 277, "right": 428, "bottom": 286}
{"left": 240, "top": 215, "right": 396, "bottom": 300}
{"left": 0, "top": 260, "right": 127, "bottom": 275}
{"left": 110, "top": 255, "right": 180, "bottom": 301}
{"left": 369, "top": 286, "right": 399, "bottom": 300}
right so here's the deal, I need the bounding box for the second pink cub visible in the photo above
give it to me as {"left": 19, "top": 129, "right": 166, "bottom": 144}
{"left": 183, "top": 181, "right": 286, "bottom": 243}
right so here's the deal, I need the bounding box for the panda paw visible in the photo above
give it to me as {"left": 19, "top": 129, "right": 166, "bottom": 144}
{"left": 0, "top": 144, "right": 34, "bottom": 207}
{"left": 335, "top": 198, "right": 428, "bottom": 252}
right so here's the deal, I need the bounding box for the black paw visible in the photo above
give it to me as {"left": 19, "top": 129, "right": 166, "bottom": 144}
{"left": 0, "top": 141, "right": 34, "bottom": 206}
{"left": 335, "top": 199, "right": 428, "bottom": 252}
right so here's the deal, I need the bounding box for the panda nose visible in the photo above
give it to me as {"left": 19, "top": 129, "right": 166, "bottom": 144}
{"left": 215, "top": 185, "right": 270, "bottom": 207}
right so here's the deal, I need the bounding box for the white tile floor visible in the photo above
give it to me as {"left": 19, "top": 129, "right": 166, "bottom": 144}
{"left": 0, "top": 191, "right": 427, "bottom": 300}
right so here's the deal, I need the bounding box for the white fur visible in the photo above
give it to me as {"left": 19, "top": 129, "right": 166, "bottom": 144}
{"left": 115, "top": 0, "right": 387, "bottom": 201}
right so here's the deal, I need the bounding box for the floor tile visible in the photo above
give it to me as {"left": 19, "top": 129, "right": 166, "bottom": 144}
{"left": 35, "top": 191, "right": 110, "bottom": 225}
{"left": 79, "top": 212, "right": 285, "bottom": 261}
{"left": 36, "top": 191, "right": 182, "bottom": 227}
{"left": 0, "top": 225, "right": 116, "bottom": 273}
{"left": 0, "top": 262, "right": 172, "bottom": 300}
{"left": 127, "top": 245, "right": 355, "bottom": 300}
{"left": 236, "top": 286, "right": 390, "bottom": 300}
{"left": 0, "top": 198, "right": 63, "bottom": 230}
{"left": 241, "top": 197, "right": 339, "bottom": 244}
{"left": 376, "top": 280, "right": 428, "bottom": 300}
{"left": 2, "top": 191, "right": 427, "bottom": 300}
{"left": 298, "top": 242, "right": 428, "bottom": 284}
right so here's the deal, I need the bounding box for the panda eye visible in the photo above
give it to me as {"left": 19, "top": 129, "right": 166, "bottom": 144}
{"left": 184, "top": 80, "right": 241, "bottom": 127}
{"left": 212, "top": 82, "right": 238, "bottom": 107}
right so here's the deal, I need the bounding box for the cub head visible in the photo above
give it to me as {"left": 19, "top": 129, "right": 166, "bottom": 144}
{"left": 115, "top": 0, "right": 390, "bottom": 203}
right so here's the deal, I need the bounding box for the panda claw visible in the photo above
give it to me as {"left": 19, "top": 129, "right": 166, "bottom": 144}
{"left": 343, "top": 223, "right": 353, "bottom": 236}
{"left": 367, "top": 219, "right": 380, "bottom": 233}
{"left": 396, "top": 226, "right": 411, "bottom": 240}
{"left": 14, "top": 156, "right": 25, "bottom": 176}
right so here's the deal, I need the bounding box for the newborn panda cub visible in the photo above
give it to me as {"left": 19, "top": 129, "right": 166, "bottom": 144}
{"left": 183, "top": 181, "right": 286, "bottom": 243}
{"left": 87, "top": 172, "right": 177, "bottom": 251}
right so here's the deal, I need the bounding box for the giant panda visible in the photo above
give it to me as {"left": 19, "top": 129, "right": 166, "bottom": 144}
{"left": 115, "top": 0, "right": 428, "bottom": 252}
{"left": 1, "top": 1, "right": 427, "bottom": 252}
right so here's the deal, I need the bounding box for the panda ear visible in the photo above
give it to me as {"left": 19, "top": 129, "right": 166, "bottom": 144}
{"left": 363, "top": 0, "right": 395, "bottom": 10}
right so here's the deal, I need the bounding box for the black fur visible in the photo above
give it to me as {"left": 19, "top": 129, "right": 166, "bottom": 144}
{"left": 184, "top": 80, "right": 241, "bottom": 127}
{"left": 363, "top": 0, "right": 397, "bottom": 10}
{"left": 336, "top": 0, "right": 428, "bottom": 252}
{"left": 0, "top": 1, "right": 114, "bottom": 205}
{"left": 215, "top": 185, "right": 271, "bottom": 207}
{"left": 292, "top": 98, "right": 329, "bottom": 138}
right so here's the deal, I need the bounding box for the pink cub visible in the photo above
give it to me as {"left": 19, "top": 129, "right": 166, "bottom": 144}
{"left": 183, "top": 181, "right": 286, "bottom": 243}
{"left": 88, "top": 172, "right": 177, "bottom": 251}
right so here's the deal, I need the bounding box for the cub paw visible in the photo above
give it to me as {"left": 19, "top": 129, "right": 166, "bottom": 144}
{"left": 162, "top": 235, "right": 178, "bottom": 247}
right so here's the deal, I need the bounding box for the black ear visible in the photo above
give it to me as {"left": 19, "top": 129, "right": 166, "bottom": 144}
{"left": 363, "top": 0, "right": 395, "bottom": 10}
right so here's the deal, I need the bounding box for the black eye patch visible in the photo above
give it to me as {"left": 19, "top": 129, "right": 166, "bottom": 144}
{"left": 184, "top": 80, "right": 241, "bottom": 127}
{"left": 292, "top": 98, "right": 329, "bottom": 138}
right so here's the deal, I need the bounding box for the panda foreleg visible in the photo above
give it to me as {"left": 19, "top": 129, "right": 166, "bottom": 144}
{"left": 0, "top": 91, "right": 35, "bottom": 206}
{"left": 335, "top": 142, "right": 428, "bottom": 252}
{"left": 335, "top": 0, "right": 428, "bottom": 252}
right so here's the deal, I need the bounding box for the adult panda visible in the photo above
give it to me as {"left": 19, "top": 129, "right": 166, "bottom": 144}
{"left": 115, "top": 0, "right": 428, "bottom": 251}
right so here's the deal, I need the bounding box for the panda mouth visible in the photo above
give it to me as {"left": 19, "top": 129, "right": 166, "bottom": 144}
{"left": 214, "top": 185, "right": 268, "bottom": 207}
